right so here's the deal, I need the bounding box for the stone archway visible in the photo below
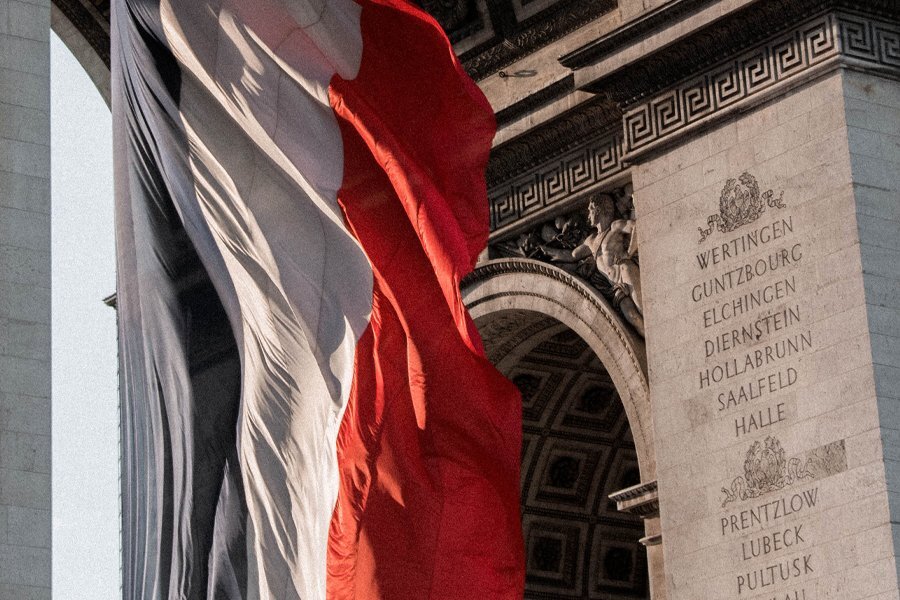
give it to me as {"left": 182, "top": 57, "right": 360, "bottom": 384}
{"left": 51, "top": 1, "right": 111, "bottom": 104}
{"left": 463, "top": 258, "right": 653, "bottom": 473}
{"left": 463, "top": 258, "right": 663, "bottom": 599}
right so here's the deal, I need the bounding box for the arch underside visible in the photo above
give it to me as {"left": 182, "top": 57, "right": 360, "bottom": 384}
{"left": 53, "top": 0, "right": 109, "bottom": 63}
{"left": 465, "top": 259, "right": 654, "bottom": 598}
{"left": 51, "top": 0, "right": 111, "bottom": 103}
{"left": 479, "top": 309, "right": 649, "bottom": 599}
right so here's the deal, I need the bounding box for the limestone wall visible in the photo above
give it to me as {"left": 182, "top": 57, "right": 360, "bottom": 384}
{"left": 0, "top": 0, "right": 52, "bottom": 598}
{"left": 634, "top": 69, "right": 900, "bottom": 599}
{"left": 844, "top": 70, "right": 900, "bottom": 565}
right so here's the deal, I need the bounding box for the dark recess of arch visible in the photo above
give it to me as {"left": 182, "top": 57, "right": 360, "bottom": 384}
{"left": 54, "top": 0, "right": 111, "bottom": 66}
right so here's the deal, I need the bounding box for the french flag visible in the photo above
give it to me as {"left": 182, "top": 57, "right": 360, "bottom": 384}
{"left": 112, "top": 0, "right": 525, "bottom": 598}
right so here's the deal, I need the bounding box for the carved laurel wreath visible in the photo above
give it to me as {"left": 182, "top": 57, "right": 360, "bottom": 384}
{"left": 699, "top": 172, "right": 786, "bottom": 243}
{"left": 721, "top": 436, "right": 812, "bottom": 508}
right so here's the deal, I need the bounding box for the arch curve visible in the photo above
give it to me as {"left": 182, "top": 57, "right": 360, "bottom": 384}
{"left": 463, "top": 257, "right": 656, "bottom": 478}
{"left": 51, "top": 0, "right": 111, "bottom": 105}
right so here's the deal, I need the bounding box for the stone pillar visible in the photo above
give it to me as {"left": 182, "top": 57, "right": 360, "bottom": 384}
{"left": 555, "top": 3, "right": 900, "bottom": 597}
{"left": 842, "top": 71, "right": 900, "bottom": 538}
{"left": 633, "top": 59, "right": 900, "bottom": 600}
{"left": 0, "top": 0, "right": 52, "bottom": 598}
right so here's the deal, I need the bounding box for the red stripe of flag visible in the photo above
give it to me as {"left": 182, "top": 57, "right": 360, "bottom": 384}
{"left": 327, "top": 1, "right": 525, "bottom": 597}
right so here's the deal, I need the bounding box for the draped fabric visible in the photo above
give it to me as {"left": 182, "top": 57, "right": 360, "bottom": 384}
{"left": 112, "top": 0, "right": 525, "bottom": 598}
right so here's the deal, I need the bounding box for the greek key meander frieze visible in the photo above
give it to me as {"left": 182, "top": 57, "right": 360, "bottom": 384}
{"left": 486, "top": 7, "right": 897, "bottom": 236}
{"left": 624, "top": 13, "right": 840, "bottom": 154}
{"left": 488, "top": 132, "right": 624, "bottom": 233}
{"left": 623, "top": 12, "right": 900, "bottom": 155}
{"left": 839, "top": 12, "right": 900, "bottom": 68}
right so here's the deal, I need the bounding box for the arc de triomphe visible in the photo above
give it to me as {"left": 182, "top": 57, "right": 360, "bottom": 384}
{"left": 2, "top": 1, "right": 898, "bottom": 598}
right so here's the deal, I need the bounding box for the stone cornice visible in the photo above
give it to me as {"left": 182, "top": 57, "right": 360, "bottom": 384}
{"left": 623, "top": 11, "right": 842, "bottom": 156}
{"left": 568, "top": 0, "right": 899, "bottom": 104}
{"left": 51, "top": 0, "right": 619, "bottom": 85}
{"left": 484, "top": 1, "right": 899, "bottom": 236}
{"left": 558, "top": 0, "right": 716, "bottom": 71}
{"left": 494, "top": 74, "right": 575, "bottom": 127}
{"left": 488, "top": 96, "right": 622, "bottom": 189}
{"left": 459, "top": 0, "right": 618, "bottom": 81}
{"left": 621, "top": 9, "right": 900, "bottom": 158}
{"left": 485, "top": 95, "right": 625, "bottom": 239}
{"left": 609, "top": 479, "right": 660, "bottom": 518}
{"left": 487, "top": 124, "right": 625, "bottom": 236}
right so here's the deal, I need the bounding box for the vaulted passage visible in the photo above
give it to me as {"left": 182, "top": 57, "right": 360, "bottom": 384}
{"left": 476, "top": 309, "right": 649, "bottom": 600}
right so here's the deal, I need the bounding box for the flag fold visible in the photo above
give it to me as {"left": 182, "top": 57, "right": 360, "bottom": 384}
{"left": 113, "top": 0, "right": 525, "bottom": 598}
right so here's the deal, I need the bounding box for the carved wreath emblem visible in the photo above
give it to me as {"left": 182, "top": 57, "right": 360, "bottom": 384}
{"left": 721, "top": 436, "right": 812, "bottom": 507}
{"left": 744, "top": 436, "right": 788, "bottom": 491}
{"left": 699, "top": 172, "right": 785, "bottom": 243}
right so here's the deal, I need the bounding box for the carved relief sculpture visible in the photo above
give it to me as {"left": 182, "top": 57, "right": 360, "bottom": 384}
{"left": 493, "top": 185, "right": 645, "bottom": 337}
{"left": 721, "top": 438, "right": 848, "bottom": 508}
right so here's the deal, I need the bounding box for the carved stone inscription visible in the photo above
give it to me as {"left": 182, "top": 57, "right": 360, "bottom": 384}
{"left": 690, "top": 173, "right": 848, "bottom": 598}
{"left": 693, "top": 175, "right": 802, "bottom": 441}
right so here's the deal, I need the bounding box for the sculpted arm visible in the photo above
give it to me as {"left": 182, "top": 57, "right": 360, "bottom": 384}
{"left": 540, "top": 241, "right": 592, "bottom": 263}
{"left": 612, "top": 218, "right": 638, "bottom": 257}
{"left": 613, "top": 218, "right": 635, "bottom": 235}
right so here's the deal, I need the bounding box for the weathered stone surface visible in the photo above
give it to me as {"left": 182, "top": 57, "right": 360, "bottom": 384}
{"left": 634, "top": 69, "right": 900, "bottom": 599}
{"left": 0, "top": 0, "right": 50, "bottom": 594}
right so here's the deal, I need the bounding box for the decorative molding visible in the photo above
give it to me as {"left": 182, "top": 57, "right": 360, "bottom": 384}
{"left": 579, "top": 1, "right": 835, "bottom": 104}
{"left": 623, "top": 13, "right": 842, "bottom": 155}
{"left": 559, "top": 0, "right": 715, "bottom": 70}
{"left": 494, "top": 74, "right": 574, "bottom": 127}
{"left": 608, "top": 479, "right": 657, "bottom": 502}
{"left": 576, "top": 0, "right": 899, "bottom": 104}
{"left": 620, "top": 10, "right": 900, "bottom": 156}
{"left": 488, "top": 129, "right": 624, "bottom": 233}
{"left": 698, "top": 172, "right": 786, "bottom": 243}
{"left": 838, "top": 11, "right": 900, "bottom": 69}
{"left": 474, "top": 286, "right": 647, "bottom": 402}
{"left": 488, "top": 185, "right": 645, "bottom": 336}
{"left": 721, "top": 438, "right": 847, "bottom": 508}
{"left": 462, "top": 258, "right": 646, "bottom": 388}
{"left": 488, "top": 96, "right": 621, "bottom": 187}
{"left": 483, "top": 1, "right": 899, "bottom": 231}
{"left": 609, "top": 480, "right": 659, "bottom": 518}
{"left": 54, "top": 0, "right": 111, "bottom": 67}
{"left": 459, "top": 0, "right": 618, "bottom": 81}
